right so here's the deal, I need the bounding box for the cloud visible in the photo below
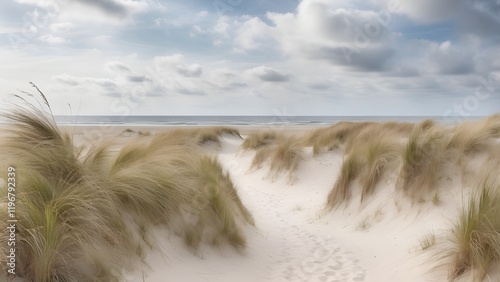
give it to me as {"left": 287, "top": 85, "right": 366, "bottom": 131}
{"left": 249, "top": 66, "right": 290, "bottom": 82}
{"left": 303, "top": 44, "right": 395, "bottom": 71}
{"left": 233, "top": 17, "right": 274, "bottom": 51}
{"left": 53, "top": 73, "right": 79, "bottom": 86}
{"left": 127, "top": 75, "right": 150, "bottom": 83}
{"left": 474, "top": 0, "right": 500, "bottom": 22}
{"left": 39, "top": 34, "right": 67, "bottom": 44}
{"left": 222, "top": 0, "right": 397, "bottom": 71}
{"left": 424, "top": 41, "right": 475, "bottom": 75}
{"left": 72, "top": 0, "right": 130, "bottom": 17}
{"left": 50, "top": 22, "right": 74, "bottom": 33}
{"left": 105, "top": 61, "right": 132, "bottom": 73}
{"left": 53, "top": 73, "right": 119, "bottom": 94}
{"left": 155, "top": 54, "right": 203, "bottom": 77}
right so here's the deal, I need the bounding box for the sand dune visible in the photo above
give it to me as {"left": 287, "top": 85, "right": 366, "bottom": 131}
{"left": 1, "top": 112, "right": 500, "bottom": 282}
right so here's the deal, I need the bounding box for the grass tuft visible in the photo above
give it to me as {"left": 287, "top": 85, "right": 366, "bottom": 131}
{"left": 269, "top": 137, "right": 304, "bottom": 181}
{"left": 241, "top": 131, "right": 283, "bottom": 150}
{"left": 447, "top": 180, "right": 500, "bottom": 281}
{"left": 447, "top": 119, "right": 498, "bottom": 155}
{"left": 327, "top": 153, "right": 363, "bottom": 208}
{"left": 327, "top": 135, "right": 398, "bottom": 207}
{"left": 249, "top": 136, "right": 304, "bottom": 182}
{"left": 396, "top": 125, "right": 448, "bottom": 199}
{"left": 0, "top": 100, "right": 252, "bottom": 280}
{"left": 419, "top": 232, "right": 436, "bottom": 250}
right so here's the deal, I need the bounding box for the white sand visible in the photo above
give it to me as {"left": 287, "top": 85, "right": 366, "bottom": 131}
{"left": 3, "top": 125, "right": 499, "bottom": 282}
{"left": 121, "top": 132, "right": 498, "bottom": 282}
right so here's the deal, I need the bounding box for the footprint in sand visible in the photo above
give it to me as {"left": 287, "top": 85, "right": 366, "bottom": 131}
{"left": 278, "top": 226, "right": 366, "bottom": 282}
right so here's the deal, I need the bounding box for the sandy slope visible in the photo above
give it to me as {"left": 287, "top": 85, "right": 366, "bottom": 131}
{"left": 121, "top": 133, "right": 497, "bottom": 282}
{"left": 3, "top": 125, "right": 498, "bottom": 282}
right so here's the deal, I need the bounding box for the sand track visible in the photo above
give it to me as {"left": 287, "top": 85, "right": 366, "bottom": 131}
{"left": 276, "top": 225, "right": 366, "bottom": 282}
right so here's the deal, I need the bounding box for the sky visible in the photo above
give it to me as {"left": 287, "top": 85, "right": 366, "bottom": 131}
{"left": 0, "top": 0, "right": 499, "bottom": 117}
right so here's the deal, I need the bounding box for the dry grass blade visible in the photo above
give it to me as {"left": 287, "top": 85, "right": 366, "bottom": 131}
{"left": 0, "top": 106, "right": 134, "bottom": 281}
{"left": 447, "top": 180, "right": 500, "bottom": 281}
{"left": 396, "top": 125, "right": 448, "bottom": 200}
{"left": 447, "top": 118, "right": 498, "bottom": 155}
{"left": 327, "top": 153, "right": 363, "bottom": 208}
{"left": 0, "top": 99, "right": 253, "bottom": 280}
{"left": 241, "top": 131, "right": 283, "bottom": 150}
{"left": 359, "top": 138, "right": 399, "bottom": 202}
{"left": 269, "top": 137, "right": 304, "bottom": 181}
{"left": 302, "top": 122, "right": 374, "bottom": 156}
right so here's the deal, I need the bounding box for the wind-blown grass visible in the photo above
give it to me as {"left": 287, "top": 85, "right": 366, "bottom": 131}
{"left": 241, "top": 131, "right": 283, "bottom": 150}
{"left": 151, "top": 126, "right": 241, "bottom": 148}
{"left": 327, "top": 135, "right": 399, "bottom": 207}
{"left": 447, "top": 180, "right": 500, "bottom": 281}
{"left": 269, "top": 137, "right": 304, "bottom": 181}
{"left": 248, "top": 136, "right": 303, "bottom": 181}
{"left": 302, "top": 122, "right": 374, "bottom": 155}
{"left": 327, "top": 153, "right": 363, "bottom": 207}
{"left": 84, "top": 130, "right": 254, "bottom": 251}
{"left": 359, "top": 138, "right": 399, "bottom": 202}
{"left": 446, "top": 119, "right": 499, "bottom": 155}
{"left": 0, "top": 107, "right": 133, "bottom": 281}
{"left": 250, "top": 145, "right": 275, "bottom": 170}
{"left": 343, "top": 122, "right": 412, "bottom": 155}
{"left": 396, "top": 124, "right": 449, "bottom": 199}
{"left": 0, "top": 102, "right": 253, "bottom": 280}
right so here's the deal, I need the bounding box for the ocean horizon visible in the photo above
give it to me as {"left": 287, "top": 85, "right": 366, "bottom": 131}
{"left": 51, "top": 115, "right": 488, "bottom": 126}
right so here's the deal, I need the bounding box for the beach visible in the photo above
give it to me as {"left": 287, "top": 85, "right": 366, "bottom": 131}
{"left": 2, "top": 116, "right": 500, "bottom": 282}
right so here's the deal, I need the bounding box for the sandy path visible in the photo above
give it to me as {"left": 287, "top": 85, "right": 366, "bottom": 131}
{"left": 218, "top": 136, "right": 366, "bottom": 282}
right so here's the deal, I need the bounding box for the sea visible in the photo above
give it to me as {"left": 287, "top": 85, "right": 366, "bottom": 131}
{"left": 51, "top": 115, "right": 485, "bottom": 126}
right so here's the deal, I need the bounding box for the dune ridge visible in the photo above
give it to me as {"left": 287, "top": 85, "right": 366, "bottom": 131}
{"left": 0, "top": 100, "right": 499, "bottom": 281}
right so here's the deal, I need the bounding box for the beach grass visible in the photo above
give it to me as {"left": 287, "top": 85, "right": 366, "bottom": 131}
{"left": 248, "top": 136, "right": 303, "bottom": 181}
{"left": 327, "top": 133, "right": 399, "bottom": 207}
{"left": 327, "top": 152, "right": 363, "bottom": 207}
{"left": 0, "top": 104, "right": 253, "bottom": 280}
{"left": 446, "top": 119, "right": 499, "bottom": 155}
{"left": 396, "top": 123, "right": 448, "bottom": 199}
{"left": 241, "top": 131, "right": 283, "bottom": 150}
{"left": 359, "top": 137, "right": 399, "bottom": 202}
{"left": 302, "top": 122, "right": 374, "bottom": 156}
{"left": 149, "top": 126, "right": 241, "bottom": 148}
{"left": 269, "top": 137, "right": 304, "bottom": 181}
{"left": 447, "top": 180, "right": 500, "bottom": 281}
{"left": 0, "top": 107, "right": 133, "bottom": 281}
{"left": 419, "top": 232, "right": 436, "bottom": 250}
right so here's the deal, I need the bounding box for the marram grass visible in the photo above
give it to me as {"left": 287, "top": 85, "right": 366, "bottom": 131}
{"left": 396, "top": 124, "right": 449, "bottom": 199}
{"left": 327, "top": 135, "right": 399, "bottom": 208}
{"left": 0, "top": 104, "right": 253, "bottom": 281}
{"left": 269, "top": 137, "right": 303, "bottom": 181}
{"left": 327, "top": 152, "right": 363, "bottom": 207}
{"left": 241, "top": 131, "right": 283, "bottom": 150}
{"left": 248, "top": 136, "right": 304, "bottom": 182}
{"left": 446, "top": 180, "right": 500, "bottom": 281}
{"left": 150, "top": 126, "right": 241, "bottom": 148}
{"left": 0, "top": 107, "right": 133, "bottom": 281}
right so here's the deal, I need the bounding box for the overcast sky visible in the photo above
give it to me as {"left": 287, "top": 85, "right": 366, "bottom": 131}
{"left": 0, "top": 0, "right": 499, "bottom": 116}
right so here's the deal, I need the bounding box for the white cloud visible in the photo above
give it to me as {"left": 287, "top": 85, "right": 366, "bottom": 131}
{"left": 105, "top": 61, "right": 132, "bottom": 73}
{"left": 214, "top": 0, "right": 397, "bottom": 71}
{"left": 2, "top": 0, "right": 499, "bottom": 116}
{"left": 154, "top": 54, "right": 203, "bottom": 77}
{"left": 248, "top": 66, "right": 290, "bottom": 82}
{"left": 189, "top": 25, "right": 205, "bottom": 38}
{"left": 50, "top": 22, "right": 74, "bottom": 33}
{"left": 233, "top": 17, "right": 274, "bottom": 51}
{"left": 39, "top": 34, "right": 67, "bottom": 44}
{"left": 213, "top": 16, "right": 231, "bottom": 38}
